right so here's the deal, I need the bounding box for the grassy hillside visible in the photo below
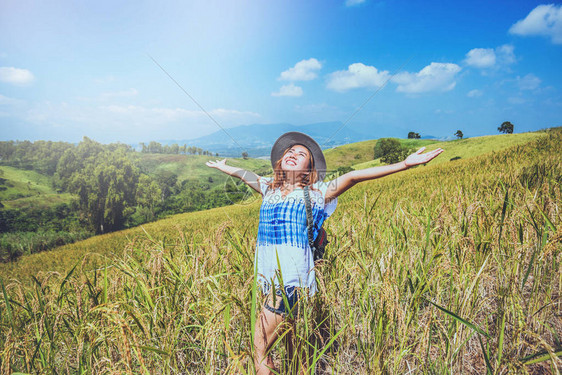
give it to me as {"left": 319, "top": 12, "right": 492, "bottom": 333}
{"left": 0, "top": 128, "right": 560, "bottom": 373}
{"left": 323, "top": 138, "right": 437, "bottom": 170}
{"left": 0, "top": 166, "right": 75, "bottom": 209}
{"left": 350, "top": 132, "right": 545, "bottom": 171}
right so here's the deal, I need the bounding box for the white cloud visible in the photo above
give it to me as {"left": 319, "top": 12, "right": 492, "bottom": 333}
{"left": 392, "top": 62, "right": 461, "bottom": 93}
{"left": 517, "top": 73, "right": 541, "bottom": 90}
{"left": 467, "top": 89, "right": 483, "bottom": 97}
{"left": 101, "top": 105, "right": 260, "bottom": 122}
{"left": 17, "top": 101, "right": 261, "bottom": 142}
{"left": 465, "top": 48, "right": 496, "bottom": 68}
{"left": 464, "top": 44, "right": 516, "bottom": 69}
{"left": 326, "top": 63, "right": 390, "bottom": 92}
{"left": 271, "top": 83, "right": 303, "bottom": 97}
{"left": 496, "top": 44, "right": 516, "bottom": 65}
{"left": 345, "top": 0, "right": 366, "bottom": 6}
{"left": 279, "top": 58, "right": 322, "bottom": 81}
{"left": 0, "top": 67, "right": 35, "bottom": 85}
{"left": 509, "top": 4, "right": 562, "bottom": 44}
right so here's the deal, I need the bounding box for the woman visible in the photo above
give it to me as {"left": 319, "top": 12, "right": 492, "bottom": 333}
{"left": 206, "top": 132, "right": 443, "bottom": 374}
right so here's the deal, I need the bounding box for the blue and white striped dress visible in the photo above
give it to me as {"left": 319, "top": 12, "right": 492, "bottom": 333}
{"left": 255, "top": 177, "right": 338, "bottom": 295}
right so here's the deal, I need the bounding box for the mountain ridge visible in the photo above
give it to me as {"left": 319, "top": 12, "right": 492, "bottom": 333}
{"left": 159, "top": 121, "right": 378, "bottom": 157}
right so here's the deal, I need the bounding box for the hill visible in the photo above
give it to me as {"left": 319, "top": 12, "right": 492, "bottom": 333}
{"left": 324, "top": 138, "right": 438, "bottom": 170}
{"left": 324, "top": 132, "right": 545, "bottom": 171}
{"left": 0, "top": 166, "right": 75, "bottom": 210}
{"left": 0, "top": 128, "right": 560, "bottom": 373}
{"left": 0, "top": 130, "right": 553, "bottom": 278}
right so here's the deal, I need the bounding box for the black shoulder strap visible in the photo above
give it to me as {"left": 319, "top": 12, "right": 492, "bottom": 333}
{"left": 303, "top": 186, "right": 315, "bottom": 249}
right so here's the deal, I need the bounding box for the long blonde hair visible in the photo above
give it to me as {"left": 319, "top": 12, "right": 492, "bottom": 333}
{"left": 268, "top": 145, "right": 318, "bottom": 190}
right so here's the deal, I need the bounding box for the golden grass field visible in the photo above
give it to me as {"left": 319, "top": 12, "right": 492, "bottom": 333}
{"left": 0, "top": 129, "right": 560, "bottom": 374}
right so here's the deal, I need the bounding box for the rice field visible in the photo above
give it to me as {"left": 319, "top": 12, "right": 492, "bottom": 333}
{"left": 0, "top": 129, "right": 560, "bottom": 374}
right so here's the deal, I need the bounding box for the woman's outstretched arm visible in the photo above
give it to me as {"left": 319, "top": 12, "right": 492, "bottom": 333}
{"left": 325, "top": 147, "right": 443, "bottom": 201}
{"left": 206, "top": 158, "right": 262, "bottom": 194}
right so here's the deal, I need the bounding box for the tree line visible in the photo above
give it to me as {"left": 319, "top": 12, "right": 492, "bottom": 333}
{"left": 139, "top": 141, "right": 218, "bottom": 156}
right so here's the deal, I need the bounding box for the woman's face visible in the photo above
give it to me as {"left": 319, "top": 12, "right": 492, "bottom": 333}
{"left": 281, "top": 144, "right": 311, "bottom": 173}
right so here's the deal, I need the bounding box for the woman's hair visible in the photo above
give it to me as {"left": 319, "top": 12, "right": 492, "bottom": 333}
{"left": 268, "top": 145, "right": 318, "bottom": 190}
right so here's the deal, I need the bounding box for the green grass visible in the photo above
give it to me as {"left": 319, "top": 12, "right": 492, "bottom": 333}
{"left": 2, "top": 192, "right": 76, "bottom": 210}
{"left": 0, "top": 166, "right": 58, "bottom": 201}
{"left": 0, "top": 166, "right": 76, "bottom": 210}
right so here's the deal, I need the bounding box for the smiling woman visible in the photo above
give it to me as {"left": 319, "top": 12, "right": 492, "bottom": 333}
{"left": 269, "top": 145, "right": 318, "bottom": 194}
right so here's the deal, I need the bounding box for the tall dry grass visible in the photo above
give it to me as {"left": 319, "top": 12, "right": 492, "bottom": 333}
{"left": 0, "top": 129, "right": 560, "bottom": 374}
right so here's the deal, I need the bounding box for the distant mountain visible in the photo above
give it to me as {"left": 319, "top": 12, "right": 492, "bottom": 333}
{"left": 165, "top": 122, "right": 379, "bottom": 157}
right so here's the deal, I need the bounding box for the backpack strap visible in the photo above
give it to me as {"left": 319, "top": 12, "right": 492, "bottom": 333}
{"left": 259, "top": 176, "right": 270, "bottom": 196}
{"left": 303, "top": 186, "right": 315, "bottom": 252}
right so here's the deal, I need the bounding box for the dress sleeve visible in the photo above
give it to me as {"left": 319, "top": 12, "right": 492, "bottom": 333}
{"left": 314, "top": 180, "right": 338, "bottom": 217}
{"left": 258, "top": 176, "right": 272, "bottom": 197}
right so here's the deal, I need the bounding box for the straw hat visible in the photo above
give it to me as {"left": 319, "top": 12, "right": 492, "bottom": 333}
{"left": 270, "top": 132, "right": 326, "bottom": 182}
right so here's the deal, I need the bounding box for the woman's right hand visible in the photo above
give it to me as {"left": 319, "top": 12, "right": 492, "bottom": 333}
{"left": 206, "top": 160, "right": 262, "bottom": 194}
{"left": 206, "top": 158, "right": 227, "bottom": 170}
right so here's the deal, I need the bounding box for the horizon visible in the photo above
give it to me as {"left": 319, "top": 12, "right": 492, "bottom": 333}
{"left": 1, "top": 1, "right": 561, "bottom": 144}
{"left": 1, "top": 122, "right": 542, "bottom": 149}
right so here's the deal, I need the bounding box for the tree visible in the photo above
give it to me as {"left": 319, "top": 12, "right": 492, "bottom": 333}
{"left": 408, "top": 132, "right": 421, "bottom": 139}
{"left": 54, "top": 139, "right": 140, "bottom": 234}
{"left": 154, "top": 170, "right": 178, "bottom": 200}
{"left": 381, "top": 148, "right": 411, "bottom": 164}
{"left": 498, "top": 121, "right": 514, "bottom": 134}
{"left": 169, "top": 143, "right": 180, "bottom": 154}
{"left": 374, "top": 138, "right": 401, "bottom": 159}
{"left": 135, "top": 174, "right": 162, "bottom": 222}
{"left": 148, "top": 141, "right": 163, "bottom": 154}
{"left": 455, "top": 130, "right": 464, "bottom": 139}
{"left": 242, "top": 151, "right": 249, "bottom": 159}
{"left": 373, "top": 138, "right": 412, "bottom": 165}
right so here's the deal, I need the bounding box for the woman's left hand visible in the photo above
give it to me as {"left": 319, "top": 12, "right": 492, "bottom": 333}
{"left": 404, "top": 147, "right": 444, "bottom": 167}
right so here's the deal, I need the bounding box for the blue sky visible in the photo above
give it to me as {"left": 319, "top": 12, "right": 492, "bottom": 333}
{"left": 0, "top": 0, "right": 561, "bottom": 143}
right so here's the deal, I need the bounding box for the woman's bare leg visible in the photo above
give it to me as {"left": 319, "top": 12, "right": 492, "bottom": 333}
{"left": 254, "top": 310, "right": 308, "bottom": 375}
{"left": 254, "top": 307, "right": 286, "bottom": 374}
